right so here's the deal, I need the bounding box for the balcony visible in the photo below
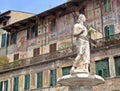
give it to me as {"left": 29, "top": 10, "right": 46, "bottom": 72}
{"left": 0, "top": 46, "right": 76, "bottom": 72}
{"left": 91, "top": 33, "right": 120, "bottom": 51}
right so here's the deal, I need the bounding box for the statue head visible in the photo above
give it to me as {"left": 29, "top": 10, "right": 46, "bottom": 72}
{"left": 77, "top": 14, "right": 86, "bottom": 23}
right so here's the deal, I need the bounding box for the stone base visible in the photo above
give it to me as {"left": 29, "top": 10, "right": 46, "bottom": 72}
{"left": 57, "top": 73, "right": 104, "bottom": 91}
{"left": 70, "top": 86, "right": 92, "bottom": 91}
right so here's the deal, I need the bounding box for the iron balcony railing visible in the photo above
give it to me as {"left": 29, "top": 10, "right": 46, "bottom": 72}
{"left": 90, "top": 33, "right": 120, "bottom": 50}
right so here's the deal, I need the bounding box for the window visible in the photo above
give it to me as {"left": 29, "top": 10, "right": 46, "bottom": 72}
{"left": 105, "top": 24, "right": 115, "bottom": 40}
{"left": 50, "top": 69, "right": 56, "bottom": 86}
{"left": 24, "top": 74, "right": 30, "bottom": 90}
{"left": 0, "top": 81, "right": 3, "bottom": 91}
{"left": 7, "top": 33, "right": 9, "bottom": 46}
{"left": 10, "top": 33, "right": 17, "bottom": 44}
{"left": 114, "top": 56, "right": 120, "bottom": 76}
{"left": 49, "top": 43, "right": 56, "bottom": 53}
{"left": 62, "top": 66, "right": 72, "bottom": 76}
{"left": 27, "top": 23, "right": 38, "bottom": 39}
{"left": 1, "top": 34, "right": 6, "bottom": 47}
{"left": 95, "top": 58, "right": 110, "bottom": 78}
{"left": 13, "top": 77, "right": 19, "bottom": 91}
{"left": 118, "top": 15, "right": 120, "bottom": 24}
{"left": 0, "top": 80, "right": 8, "bottom": 91}
{"left": 3, "top": 21, "right": 7, "bottom": 26}
{"left": 14, "top": 53, "right": 19, "bottom": 60}
{"left": 104, "top": 0, "right": 112, "bottom": 13}
{"left": 37, "top": 72, "right": 43, "bottom": 88}
{"left": 33, "top": 48, "right": 40, "bottom": 57}
{"left": 51, "top": 19, "right": 56, "bottom": 32}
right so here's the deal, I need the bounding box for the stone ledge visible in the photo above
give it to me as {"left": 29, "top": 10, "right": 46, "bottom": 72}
{"left": 57, "top": 73, "right": 104, "bottom": 87}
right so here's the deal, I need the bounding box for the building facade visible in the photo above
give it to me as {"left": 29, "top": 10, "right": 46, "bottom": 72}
{"left": 0, "top": 0, "right": 120, "bottom": 91}
{"left": 0, "top": 10, "right": 34, "bottom": 56}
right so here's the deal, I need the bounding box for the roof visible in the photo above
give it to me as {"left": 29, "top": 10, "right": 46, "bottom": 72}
{"left": 0, "top": 10, "right": 35, "bottom": 16}
{"left": 0, "top": 10, "right": 11, "bottom": 16}
{"left": 2, "top": 0, "right": 84, "bottom": 32}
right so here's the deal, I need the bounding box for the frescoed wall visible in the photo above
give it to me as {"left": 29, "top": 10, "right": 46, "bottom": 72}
{"left": 16, "top": 30, "right": 27, "bottom": 52}
{"left": 57, "top": 13, "right": 75, "bottom": 41}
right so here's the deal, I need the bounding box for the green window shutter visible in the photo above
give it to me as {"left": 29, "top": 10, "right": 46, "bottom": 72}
{"left": 6, "top": 80, "right": 8, "bottom": 91}
{"left": 50, "top": 69, "right": 56, "bottom": 86}
{"left": 37, "top": 72, "right": 43, "bottom": 88}
{"left": 7, "top": 33, "right": 9, "bottom": 46}
{"left": 13, "top": 33, "right": 17, "bottom": 44}
{"left": 0, "top": 81, "right": 3, "bottom": 91}
{"left": 95, "top": 59, "right": 110, "bottom": 78}
{"left": 104, "top": 0, "right": 111, "bottom": 12}
{"left": 114, "top": 57, "right": 120, "bottom": 76}
{"left": 1, "top": 34, "right": 6, "bottom": 47}
{"left": 25, "top": 74, "right": 30, "bottom": 90}
{"left": 105, "top": 26, "right": 110, "bottom": 37}
{"left": 109, "top": 25, "right": 115, "bottom": 36}
{"left": 13, "top": 77, "right": 19, "bottom": 91}
{"left": 27, "top": 28, "right": 30, "bottom": 40}
{"left": 104, "top": 0, "right": 107, "bottom": 12}
{"left": 104, "top": 0, "right": 107, "bottom": 5}
{"left": 118, "top": 15, "right": 120, "bottom": 24}
{"left": 35, "top": 23, "right": 38, "bottom": 37}
{"left": 105, "top": 25, "right": 115, "bottom": 40}
{"left": 62, "top": 66, "right": 72, "bottom": 76}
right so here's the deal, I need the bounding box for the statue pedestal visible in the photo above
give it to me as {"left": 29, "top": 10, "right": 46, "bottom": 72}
{"left": 57, "top": 73, "right": 104, "bottom": 91}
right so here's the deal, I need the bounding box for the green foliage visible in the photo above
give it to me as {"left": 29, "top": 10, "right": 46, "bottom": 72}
{"left": 0, "top": 56, "right": 9, "bottom": 65}
{"left": 13, "top": 60, "right": 20, "bottom": 67}
{"left": 0, "top": 56, "right": 9, "bottom": 69}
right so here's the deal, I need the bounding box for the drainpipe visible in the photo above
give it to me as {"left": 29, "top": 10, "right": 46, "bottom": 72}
{"left": 99, "top": 0, "right": 104, "bottom": 37}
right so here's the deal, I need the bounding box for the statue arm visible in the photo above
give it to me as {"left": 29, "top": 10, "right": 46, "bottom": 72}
{"left": 73, "top": 24, "right": 84, "bottom": 37}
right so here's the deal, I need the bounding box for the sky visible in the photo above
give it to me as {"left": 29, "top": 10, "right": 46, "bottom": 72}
{"left": 0, "top": 0, "right": 66, "bottom": 14}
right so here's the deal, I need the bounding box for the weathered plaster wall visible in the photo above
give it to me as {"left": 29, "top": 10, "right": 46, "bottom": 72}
{"left": 7, "top": 13, "right": 75, "bottom": 62}
{"left": 0, "top": 58, "right": 73, "bottom": 91}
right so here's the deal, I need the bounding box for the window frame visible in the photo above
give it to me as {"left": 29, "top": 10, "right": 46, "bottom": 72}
{"left": 37, "top": 72, "right": 43, "bottom": 88}
{"left": 114, "top": 56, "right": 120, "bottom": 76}
{"left": 13, "top": 77, "right": 19, "bottom": 91}
{"left": 0, "top": 80, "right": 8, "bottom": 91}
{"left": 62, "top": 66, "right": 72, "bottom": 76}
{"left": 50, "top": 69, "right": 56, "bottom": 86}
{"left": 95, "top": 58, "right": 110, "bottom": 78}
{"left": 33, "top": 48, "right": 40, "bottom": 57}
{"left": 24, "top": 74, "right": 30, "bottom": 90}
{"left": 1, "top": 33, "right": 6, "bottom": 47}
{"left": 10, "top": 33, "right": 17, "bottom": 45}
{"left": 27, "top": 23, "right": 38, "bottom": 40}
{"left": 14, "top": 53, "right": 19, "bottom": 60}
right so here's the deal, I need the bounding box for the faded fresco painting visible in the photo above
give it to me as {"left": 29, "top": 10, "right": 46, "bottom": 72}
{"left": 57, "top": 13, "right": 75, "bottom": 41}
{"left": 17, "top": 30, "right": 27, "bottom": 52}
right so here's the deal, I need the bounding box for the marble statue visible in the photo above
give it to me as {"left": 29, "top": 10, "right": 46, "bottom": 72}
{"left": 70, "top": 14, "right": 90, "bottom": 74}
{"left": 58, "top": 14, "right": 104, "bottom": 90}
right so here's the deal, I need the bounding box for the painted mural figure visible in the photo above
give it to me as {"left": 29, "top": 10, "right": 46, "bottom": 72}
{"left": 70, "top": 14, "right": 90, "bottom": 74}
